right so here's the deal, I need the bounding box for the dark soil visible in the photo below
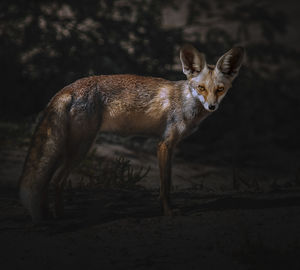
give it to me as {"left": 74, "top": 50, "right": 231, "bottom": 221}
{"left": 1, "top": 124, "right": 300, "bottom": 269}
{"left": 1, "top": 186, "right": 300, "bottom": 270}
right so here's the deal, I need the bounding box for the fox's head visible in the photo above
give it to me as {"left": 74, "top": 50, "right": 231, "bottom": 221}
{"left": 180, "top": 45, "right": 244, "bottom": 112}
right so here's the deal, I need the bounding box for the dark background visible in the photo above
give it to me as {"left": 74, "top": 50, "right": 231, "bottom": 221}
{"left": 1, "top": 0, "right": 299, "bottom": 177}
{"left": 1, "top": 1, "right": 300, "bottom": 269}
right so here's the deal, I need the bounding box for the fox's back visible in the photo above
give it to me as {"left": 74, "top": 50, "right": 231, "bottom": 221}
{"left": 55, "top": 74, "right": 178, "bottom": 136}
{"left": 98, "top": 75, "right": 177, "bottom": 135}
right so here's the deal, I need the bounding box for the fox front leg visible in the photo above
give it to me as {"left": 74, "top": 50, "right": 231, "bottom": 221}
{"left": 157, "top": 136, "right": 178, "bottom": 216}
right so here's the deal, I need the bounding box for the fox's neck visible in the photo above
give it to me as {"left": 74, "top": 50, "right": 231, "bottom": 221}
{"left": 177, "top": 79, "right": 210, "bottom": 117}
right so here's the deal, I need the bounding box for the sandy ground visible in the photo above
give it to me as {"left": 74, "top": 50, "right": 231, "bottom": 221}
{"left": 1, "top": 141, "right": 300, "bottom": 269}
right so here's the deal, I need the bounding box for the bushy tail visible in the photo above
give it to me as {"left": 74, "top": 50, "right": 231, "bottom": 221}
{"left": 19, "top": 94, "right": 71, "bottom": 222}
{"left": 19, "top": 121, "right": 57, "bottom": 221}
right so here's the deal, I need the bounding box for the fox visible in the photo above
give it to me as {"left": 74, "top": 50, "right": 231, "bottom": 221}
{"left": 19, "top": 44, "right": 244, "bottom": 222}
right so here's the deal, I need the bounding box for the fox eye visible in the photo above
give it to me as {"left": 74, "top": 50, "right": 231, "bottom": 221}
{"left": 198, "top": 86, "right": 206, "bottom": 92}
{"left": 216, "top": 87, "right": 225, "bottom": 93}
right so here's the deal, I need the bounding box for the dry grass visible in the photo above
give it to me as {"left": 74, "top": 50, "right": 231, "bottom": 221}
{"left": 75, "top": 151, "right": 150, "bottom": 190}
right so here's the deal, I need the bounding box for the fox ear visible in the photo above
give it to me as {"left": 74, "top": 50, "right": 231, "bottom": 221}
{"left": 180, "top": 44, "right": 206, "bottom": 79}
{"left": 216, "top": 47, "right": 244, "bottom": 79}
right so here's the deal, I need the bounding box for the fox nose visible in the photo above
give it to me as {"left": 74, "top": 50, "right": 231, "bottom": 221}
{"left": 208, "top": 105, "right": 216, "bottom": 111}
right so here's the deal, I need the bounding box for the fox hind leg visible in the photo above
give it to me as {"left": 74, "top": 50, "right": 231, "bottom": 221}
{"left": 52, "top": 114, "right": 102, "bottom": 218}
{"left": 51, "top": 139, "right": 97, "bottom": 219}
{"left": 52, "top": 164, "right": 70, "bottom": 218}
